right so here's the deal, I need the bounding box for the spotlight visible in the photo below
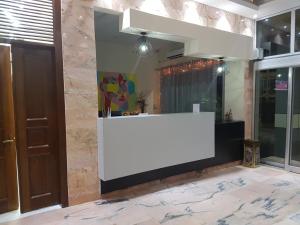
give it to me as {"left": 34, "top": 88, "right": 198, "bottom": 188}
{"left": 139, "top": 44, "right": 148, "bottom": 53}
{"left": 217, "top": 66, "right": 224, "bottom": 73}
{"left": 135, "top": 32, "right": 153, "bottom": 57}
{"left": 217, "top": 57, "right": 225, "bottom": 74}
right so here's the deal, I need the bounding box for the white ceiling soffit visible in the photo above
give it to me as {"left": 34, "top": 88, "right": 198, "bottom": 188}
{"left": 120, "top": 9, "right": 253, "bottom": 60}
{"left": 194, "top": 0, "right": 259, "bottom": 19}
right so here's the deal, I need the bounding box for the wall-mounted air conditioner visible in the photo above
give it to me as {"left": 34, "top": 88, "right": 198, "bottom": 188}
{"left": 166, "top": 48, "right": 184, "bottom": 59}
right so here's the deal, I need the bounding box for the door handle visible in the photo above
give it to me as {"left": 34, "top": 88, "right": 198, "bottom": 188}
{"left": 2, "top": 138, "right": 15, "bottom": 144}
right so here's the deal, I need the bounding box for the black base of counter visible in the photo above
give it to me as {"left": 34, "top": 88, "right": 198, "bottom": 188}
{"left": 101, "top": 121, "right": 245, "bottom": 194}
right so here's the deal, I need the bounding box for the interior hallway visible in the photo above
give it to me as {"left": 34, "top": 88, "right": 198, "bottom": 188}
{"left": 1, "top": 165, "right": 300, "bottom": 225}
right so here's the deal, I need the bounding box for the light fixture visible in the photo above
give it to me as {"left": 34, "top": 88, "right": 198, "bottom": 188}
{"left": 135, "top": 32, "right": 153, "bottom": 57}
{"left": 277, "top": 74, "right": 282, "bottom": 78}
{"left": 217, "top": 57, "right": 227, "bottom": 75}
{"left": 264, "top": 18, "right": 269, "bottom": 22}
{"left": 217, "top": 66, "right": 224, "bottom": 73}
{"left": 283, "top": 25, "right": 288, "bottom": 30}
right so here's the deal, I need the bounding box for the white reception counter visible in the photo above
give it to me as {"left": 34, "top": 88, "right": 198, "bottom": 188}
{"left": 98, "top": 113, "right": 215, "bottom": 182}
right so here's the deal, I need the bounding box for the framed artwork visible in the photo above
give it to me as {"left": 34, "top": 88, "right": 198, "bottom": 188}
{"left": 97, "top": 71, "right": 137, "bottom": 115}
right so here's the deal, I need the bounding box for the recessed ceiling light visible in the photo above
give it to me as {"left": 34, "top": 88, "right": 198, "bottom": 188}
{"left": 253, "top": 14, "right": 258, "bottom": 19}
{"left": 264, "top": 18, "right": 269, "bottom": 22}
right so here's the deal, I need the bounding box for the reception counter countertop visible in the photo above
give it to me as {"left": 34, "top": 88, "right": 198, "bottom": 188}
{"left": 98, "top": 113, "right": 215, "bottom": 185}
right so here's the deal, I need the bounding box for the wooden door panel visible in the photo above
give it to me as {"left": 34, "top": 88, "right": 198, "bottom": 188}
{"left": 12, "top": 45, "right": 60, "bottom": 213}
{"left": 0, "top": 45, "right": 18, "bottom": 214}
{"left": 0, "top": 119, "right": 8, "bottom": 212}
{"left": 0, "top": 156, "right": 8, "bottom": 212}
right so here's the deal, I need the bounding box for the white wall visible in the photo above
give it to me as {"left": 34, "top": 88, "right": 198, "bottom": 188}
{"left": 224, "top": 61, "right": 246, "bottom": 121}
{"left": 122, "top": 9, "right": 254, "bottom": 60}
{"left": 98, "top": 113, "right": 215, "bottom": 181}
{"left": 96, "top": 41, "right": 159, "bottom": 113}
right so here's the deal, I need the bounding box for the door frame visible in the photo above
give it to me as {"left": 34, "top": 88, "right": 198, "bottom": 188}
{"left": 53, "top": 0, "right": 68, "bottom": 208}
{"left": 0, "top": 0, "right": 68, "bottom": 211}
{"left": 0, "top": 40, "right": 69, "bottom": 210}
{"left": 0, "top": 44, "right": 19, "bottom": 213}
{"left": 254, "top": 54, "right": 300, "bottom": 173}
{"left": 11, "top": 42, "right": 68, "bottom": 212}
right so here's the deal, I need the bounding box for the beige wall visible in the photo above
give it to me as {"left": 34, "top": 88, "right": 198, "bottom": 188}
{"left": 95, "top": 41, "right": 160, "bottom": 113}
{"left": 244, "top": 61, "right": 254, "bottom": 139}
{"left": 224, "top": 60, "right": 253, "bottom": 138}
{"left": 224, "top": 61, "right": 246, "bottom": 121}
{"left": 61, "top": 0, "right": 254, "bottom": 205}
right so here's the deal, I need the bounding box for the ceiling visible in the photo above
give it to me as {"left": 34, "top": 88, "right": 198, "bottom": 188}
{"left": 94, "top": 12, "right": 182, "bottom": 51}
{"left": 194, "top": 0, "right": 300, "bottom": 19}
{"left": 253, "top": 0, "right": 275, "bottom": 5}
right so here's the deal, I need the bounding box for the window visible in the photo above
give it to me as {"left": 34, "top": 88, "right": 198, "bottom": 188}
{"left": 256, "top": 12, "right": 291, "bottom": 57}
{"left": 295, "top": 9, "right": 300, "bottom": 52}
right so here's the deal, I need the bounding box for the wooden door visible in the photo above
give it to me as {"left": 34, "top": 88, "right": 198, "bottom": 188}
{"left": 0, "top": 45, "right": 19, "bottom": 213}
{"left": 12, "top": 44, "right": 60, "bottom": 213}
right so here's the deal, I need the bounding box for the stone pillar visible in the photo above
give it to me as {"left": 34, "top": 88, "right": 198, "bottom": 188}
{"left": 244, "top": 61, "right": 254, "bottom": 139}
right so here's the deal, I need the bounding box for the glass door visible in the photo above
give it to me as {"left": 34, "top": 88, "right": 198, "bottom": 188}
{"left": 255, "top": 68, "right": 289, "bottom": 167}
{"left": 289, "top": 67, "right": 300, "bottom": 172}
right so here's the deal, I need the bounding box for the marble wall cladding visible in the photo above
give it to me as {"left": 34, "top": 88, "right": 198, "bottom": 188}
{"left": 61, "top": 0, "right": 255, "bottom": 205}
{"left": 93, "top": 0, "right": 255, "bottom": 36}
{"left": 244, "top": 61, "right": 254, "bottom": 139}
{"left": 62, "top": 0, "right": 100, "bottom": 205}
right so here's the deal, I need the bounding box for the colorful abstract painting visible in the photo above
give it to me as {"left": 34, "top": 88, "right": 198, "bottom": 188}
{"left": 97, "top": 72, "right": 137, "bottom": 114}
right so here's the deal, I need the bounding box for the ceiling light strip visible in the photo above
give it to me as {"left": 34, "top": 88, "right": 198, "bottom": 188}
{"left": 0, "top": 18, "right": 53, "bottom": 29}
{"left": 1, "top": 2, "right": 53, "bottom": 13}
{"left": 0, "top": 5, "right": 53, "bottom": 17}
{"left": 0, "top": 0, "right": 54, "bottom": 44}
{"left": 0, "top": 29, "right": 53, "bottom": 38}
{"left": 3, "top": 0, "right": 53, "bottom": 10}
{"left": 0, "top": 13, "right": 53, "bottom": 24}
{"left": 0, "top": 32, "right": 54, "bottom": 41}
{"left": 0, "top": 21, "right": 54, "bottom": 32}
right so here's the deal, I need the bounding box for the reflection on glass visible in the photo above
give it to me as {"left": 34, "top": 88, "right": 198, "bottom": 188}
{"left": 256, "top": 13, "right": 291, "bottom": 57}
{"left": 295, "top": 10, "right": 300, "bottom": 52}
{"left": 290, "top": 68, "right": 300, "bottom": 167}
{"left": 256, "top": 68, "right": 289, "bottom": 165}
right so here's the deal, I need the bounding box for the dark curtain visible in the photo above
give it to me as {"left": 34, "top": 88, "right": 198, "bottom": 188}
{"left": 160, "top": 65, "right": 223, "bottom": 120}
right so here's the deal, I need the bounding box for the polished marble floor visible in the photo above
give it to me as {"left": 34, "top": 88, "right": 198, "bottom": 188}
{"left": 1, "top": 165, "right": 300, "bottom": 225}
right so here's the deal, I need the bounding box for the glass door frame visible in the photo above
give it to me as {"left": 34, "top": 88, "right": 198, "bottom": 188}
{"left": 286, "top": 69, "right": 300, "bottom": 174}
{"left": 254, "top": 54, "right": 300, "bottom": 173}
